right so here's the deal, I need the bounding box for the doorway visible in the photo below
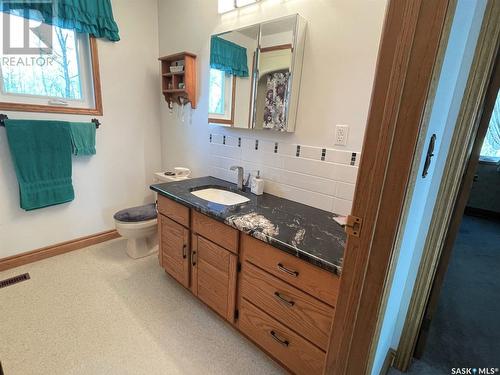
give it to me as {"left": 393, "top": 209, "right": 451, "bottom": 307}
{"left": 409, "top": 86, "right": 500, "bottom": 373}
{"left": 392, "top": 22, "right": 500, "bottom": 372}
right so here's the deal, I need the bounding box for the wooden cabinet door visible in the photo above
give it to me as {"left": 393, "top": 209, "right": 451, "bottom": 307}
{"left": 159, "top": 214, "right": 190, "bottom": 288}
{"left": 191, "top": 234, "right": 237, "bottom": 322}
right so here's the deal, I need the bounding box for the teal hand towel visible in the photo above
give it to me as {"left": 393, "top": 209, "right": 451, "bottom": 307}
{"left": 69, "top": 122, "right": 96, "bottom": 155}
{"left": 5, "top": 119, "right": 74, "bottom": 211}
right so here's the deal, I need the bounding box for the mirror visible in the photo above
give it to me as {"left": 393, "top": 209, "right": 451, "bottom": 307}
{"left": 208, "top": 15, "right": 306, "bottom": 132}
{"left": 209, "top": 25, "right": 259, "bottom": 128}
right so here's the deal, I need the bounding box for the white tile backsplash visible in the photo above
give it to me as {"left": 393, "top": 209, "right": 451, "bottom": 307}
{"left": 208, "top": 134, "right": 361, "bottom": 215}
{"left": 300, "top": 146, "right": 323, "bottom": 161}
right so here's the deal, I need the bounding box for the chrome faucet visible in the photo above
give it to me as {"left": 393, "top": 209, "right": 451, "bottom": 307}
{"left": 230, "top": 165, "right": 245, "bottom": 190}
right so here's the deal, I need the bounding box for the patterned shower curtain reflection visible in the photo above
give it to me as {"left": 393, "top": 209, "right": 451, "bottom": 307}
{"left": 263, "top": 71, "right": 290, "bottom": 131}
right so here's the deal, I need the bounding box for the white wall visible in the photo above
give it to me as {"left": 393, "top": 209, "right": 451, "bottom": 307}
{"left": 158, "top": 0, "right": 387, "bottom": 214}
{"left": 370, "top": 1, "right": 487, "bottom": 373}
{"left": 0, "top": 0, "right": 161, "bottom": 258}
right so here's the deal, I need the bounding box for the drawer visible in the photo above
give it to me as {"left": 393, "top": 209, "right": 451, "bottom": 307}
{"left": 157, "top": 195, "right": 189, "bottom": 227}
{"left": 241, "top": 234, "right": 340, "bottom": 306}
{"left": 241, "top": 262, "right": 334, "bottom": 351}
{"left": 239, "top": 298, "right": 325, "bottom": 375}
{"left": 192, "top": 211, "right": 238, "bottom": 254}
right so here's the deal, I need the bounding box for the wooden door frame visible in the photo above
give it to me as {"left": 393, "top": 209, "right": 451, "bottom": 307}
{"left": 394, "top": 1, "right": 500, "bottom": 370}
{"left": 324, "top": 0, "right": 453, "bottom": 373}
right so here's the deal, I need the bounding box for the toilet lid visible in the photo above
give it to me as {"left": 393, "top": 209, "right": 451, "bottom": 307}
{"left": 114, "top": 203, "right": 157, "bottom": 223}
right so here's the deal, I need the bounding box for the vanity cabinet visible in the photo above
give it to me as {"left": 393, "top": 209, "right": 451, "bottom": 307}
{"left": 156, "top": 194, "right": 341, "bottom": 375}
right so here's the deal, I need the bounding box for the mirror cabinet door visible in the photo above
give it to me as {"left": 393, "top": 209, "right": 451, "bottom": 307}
{"left": 209, "top": 25, "right": 259, "bottom": 129}
{"left": 208, "top": 15, "right": 306, "bottom": 132}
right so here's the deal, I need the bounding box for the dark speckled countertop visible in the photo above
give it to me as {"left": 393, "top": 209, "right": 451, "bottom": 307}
{"left": 151, "top": 176, "right": 346, "bottom": 275}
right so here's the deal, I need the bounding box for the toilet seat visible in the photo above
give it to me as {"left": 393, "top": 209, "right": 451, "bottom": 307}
{"left": 113, "top": 203, "right": 157, "bottom": 223}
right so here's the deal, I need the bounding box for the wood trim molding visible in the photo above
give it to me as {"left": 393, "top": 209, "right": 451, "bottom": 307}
{"left": 380, "top": 349, "right": 396, "bottom": 375}
{"left": 0, "top": 37, "right": 103, "bottom": 116}
{"left": 394, "top": 1, "right": 500, "bottom": 370}
{"left": 323, "top": 0, "right": 451, "bottom": 373}
{"left": 0, "top": 230, "right": 120, "bottom": 272}
{"left": 208, "top": 76, "right": 236, "bottom": 125}
{"left": 260, "top": 44, "right": 293, "bottom": 53}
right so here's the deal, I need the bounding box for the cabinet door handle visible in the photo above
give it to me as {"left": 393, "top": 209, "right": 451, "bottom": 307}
{"left": 277, "top": 263, "right": 299, "bottom": 277}
{"left": 274, "top": 291, "right": 295, "bottom": 307}
{"left": 270, "top": 330, "right": 289, "bottom": 347}
{"left": 192, "top": 251, "right": 197, "bottom": 266}
{"left": 182, "top": 244, "right": 187, "bottom": 259}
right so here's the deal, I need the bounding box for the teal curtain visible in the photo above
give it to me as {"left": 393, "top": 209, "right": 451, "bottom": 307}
{"left": 210, "top": 35, "right": 249, "bottom": 77}
{"left": 0, "top": 0, "right": 120, "bottom": 42}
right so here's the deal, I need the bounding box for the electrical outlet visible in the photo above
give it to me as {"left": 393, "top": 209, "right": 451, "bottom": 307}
{"left": 335, "top": 124, "right": 349, "bottom": 146}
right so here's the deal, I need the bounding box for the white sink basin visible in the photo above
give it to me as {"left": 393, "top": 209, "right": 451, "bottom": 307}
{"left": 191, "top": 188, "right": 250, "bottom": 206}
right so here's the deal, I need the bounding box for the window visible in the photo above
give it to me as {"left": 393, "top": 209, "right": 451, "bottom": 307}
{"left": 0, "top": 13, "right": 102, "bottom": 114}
{"left": 480, "top": 90, "right": 500, "bottom": 161}
{"left": 208, "top": 68, "right": 235, "bottom": 124}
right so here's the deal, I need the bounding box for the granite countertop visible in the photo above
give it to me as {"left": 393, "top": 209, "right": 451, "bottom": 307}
{"left": 150, "top": 176, "right": 346, "bottom": 275}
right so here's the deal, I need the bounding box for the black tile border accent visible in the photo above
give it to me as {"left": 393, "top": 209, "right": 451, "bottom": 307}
{"left": 207, "top": 134, "right": 361, "bottom": 166}
{"left": 351, "top": 152, "right": 357, "bottom": 166}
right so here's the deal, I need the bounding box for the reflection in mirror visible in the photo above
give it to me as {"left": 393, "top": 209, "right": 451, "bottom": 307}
{"left": 209, "top": 68, "right": 235, "bottom": 124}
{"left": 253, "top": 16, "right": 296, "bottom": 131}
{"left": 209, "top": 25, "right": 259, "bottom": 128}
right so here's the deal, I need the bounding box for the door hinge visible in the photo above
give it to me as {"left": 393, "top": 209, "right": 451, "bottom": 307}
{"left": 345, "top": 215, "right": 362, "bottom": 237}
{"left": 237, "top": 262, "right": 242, "bottom": 272}
{"left": 234, "top": 309, "right": 239, "bottom": 320}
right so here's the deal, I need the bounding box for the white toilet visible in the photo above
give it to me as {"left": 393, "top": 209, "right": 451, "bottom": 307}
{"left": 114, "top": 171, "right": 190, "bottom": 259}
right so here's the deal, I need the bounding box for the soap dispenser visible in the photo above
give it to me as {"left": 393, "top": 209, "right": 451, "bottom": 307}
{"left": 251, "top": 170, "right": 264, "bottom": 195}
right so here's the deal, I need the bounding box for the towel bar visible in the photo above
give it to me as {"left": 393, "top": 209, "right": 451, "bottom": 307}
{"left": 0, "top": 114, "right": 101, "bottom": 129}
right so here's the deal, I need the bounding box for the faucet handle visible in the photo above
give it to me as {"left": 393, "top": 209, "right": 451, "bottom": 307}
{"left": 244, "top": 173, "right": 251, "bottom": 187}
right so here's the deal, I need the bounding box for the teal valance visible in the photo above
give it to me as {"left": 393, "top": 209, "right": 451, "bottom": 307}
{"left": 210, "top": 35, "right": 249, "bottom": 77}
{"left": 0, "top": 0, "right": 120, "bottom": 42}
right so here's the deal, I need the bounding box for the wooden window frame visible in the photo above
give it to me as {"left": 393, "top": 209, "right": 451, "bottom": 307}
{"left": 0, "top": 36, "right": 103, "bottom": 116}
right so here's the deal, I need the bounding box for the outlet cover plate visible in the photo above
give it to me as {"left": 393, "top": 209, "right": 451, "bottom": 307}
{"left": 335, "top": 124, "right": 349, "bottom": 146}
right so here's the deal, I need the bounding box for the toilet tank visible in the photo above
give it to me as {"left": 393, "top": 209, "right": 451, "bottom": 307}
{"left": 153, "top": 172, "right": 191, "bottom": 183}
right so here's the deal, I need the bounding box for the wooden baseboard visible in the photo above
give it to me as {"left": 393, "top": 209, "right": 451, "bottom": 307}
{"left": 0, "top": 230, "right": 120, "bottom": 272}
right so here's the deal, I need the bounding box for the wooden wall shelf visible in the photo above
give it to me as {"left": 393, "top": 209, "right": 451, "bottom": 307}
{"left": 159, "top": 52, "right": 197, "bottom": 109}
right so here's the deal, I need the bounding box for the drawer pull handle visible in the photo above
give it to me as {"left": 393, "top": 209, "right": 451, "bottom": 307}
{"left": 192, "top": 251, "right": 197, "bottom": 266}
{"left": 182, "top": 244, "right": 187, "bottom": 259}
{"left": 274, "top": 291, "right": 295, "bottom": 307}
{"left": 270, "top": 330, "right": 289, "bottom": 347}
{"left": 277, "top": 263, "right": 299, "bottom": 277}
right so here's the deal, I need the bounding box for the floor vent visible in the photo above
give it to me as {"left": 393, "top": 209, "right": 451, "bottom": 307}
{"left": 0, "top": 273, "right": 30, "bottom": 289}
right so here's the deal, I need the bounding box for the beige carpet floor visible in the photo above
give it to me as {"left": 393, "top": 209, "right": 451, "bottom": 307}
{"left": 0, "top": 238, "right": 285, "bottom": 375}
